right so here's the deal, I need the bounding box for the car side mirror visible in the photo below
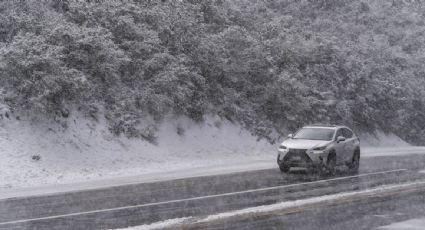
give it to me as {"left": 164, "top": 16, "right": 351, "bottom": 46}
{"left": 287, "top": 134, "right": 293, "bottom": 139}
{"left": 337, "top": 136, "right": 346, "bottom": 143}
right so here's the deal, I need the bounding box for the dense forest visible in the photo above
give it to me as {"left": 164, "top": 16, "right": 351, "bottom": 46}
{"left": 0, "top": 0, "right": 424, "bottom": 144}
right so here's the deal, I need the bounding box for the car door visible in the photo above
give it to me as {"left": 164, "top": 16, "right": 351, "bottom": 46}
{"left": 343, "top": 128, "right": 357, "bottom": 160}
{"left": 342, "top": 128, "right": 356, "bottom": 161}
{"left": 334, "top": 129, "right": 346, "bottom": 164}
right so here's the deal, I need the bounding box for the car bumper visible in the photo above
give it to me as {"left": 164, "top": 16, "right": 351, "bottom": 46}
{"left": 277, "top": 149, "right": 328, "bottom": 168}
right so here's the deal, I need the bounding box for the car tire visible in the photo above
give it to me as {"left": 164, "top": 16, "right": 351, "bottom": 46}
{"left": 279, "top": 164, "right": 290, "bottom": 173}
{"left": 326, "top": 151, "right": 337, "bottom": 175}
{"left": 349, "top": 148, "right": 360, "bottom": 172}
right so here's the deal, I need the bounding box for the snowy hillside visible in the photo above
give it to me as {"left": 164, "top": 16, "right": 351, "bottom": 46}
{"left": 0, "top": 111, "right": 276, "bottom": 189}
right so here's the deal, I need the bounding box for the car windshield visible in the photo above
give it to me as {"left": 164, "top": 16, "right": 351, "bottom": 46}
{"left": 293, "top": 128, "right": 335, "bottom": 141}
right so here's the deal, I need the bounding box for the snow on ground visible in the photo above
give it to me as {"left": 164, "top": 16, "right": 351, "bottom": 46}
{"left": 0, "top": 107, "right": 424, "bottom": 190}
{"left": 360, "top": 131, "right": 410, "bottom": 147}
{"left": 358, "top": 131, "right": 425, "bottom": 157}
{"left": 361, "top": 146, "right": 425, "bottom": 157}
{"left": 112, "top": 217, "right": 191, "bottom": 230}
{"left": 0, "top": 111, "right": 275, "bottom": 189}
{"left": 375, "top": 218, "right": 425, "bottom": 230}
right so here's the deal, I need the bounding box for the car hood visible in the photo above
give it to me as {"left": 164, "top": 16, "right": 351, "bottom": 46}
{"left": 280, "top": 139, "right": 332, "bottom": 150}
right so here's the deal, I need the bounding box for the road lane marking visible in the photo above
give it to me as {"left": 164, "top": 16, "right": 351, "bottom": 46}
{"left": 0, "top": 169, "right": 408, "bottom": 226}
{"left": 189, "top": 180, "right": 425, "bottom": 228}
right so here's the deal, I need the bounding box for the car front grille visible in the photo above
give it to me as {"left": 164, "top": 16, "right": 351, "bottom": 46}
{"left": 283, "top": 149, "right": 312, "bottom": 163}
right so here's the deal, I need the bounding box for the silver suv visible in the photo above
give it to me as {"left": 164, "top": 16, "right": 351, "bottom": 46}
{"left": 277, "top": 125, "right": 360, "bottom": 174}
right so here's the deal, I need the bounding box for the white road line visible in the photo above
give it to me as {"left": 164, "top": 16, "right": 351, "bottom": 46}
{"left": 0, "top": 169, "right": 407, "bottom": 226}
{"left": 197, "top": 180, "right": 425, "bottom": 224}
{"left": 114, "top": 179, "right": 425, "bottom": 230}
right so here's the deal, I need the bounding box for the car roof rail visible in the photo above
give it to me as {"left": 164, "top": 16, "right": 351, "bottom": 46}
{"left": 307, "top": 123, "right": 342, "bottom": 127}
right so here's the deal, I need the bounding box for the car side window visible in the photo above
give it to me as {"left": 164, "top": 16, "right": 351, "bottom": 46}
{"left": 343, "top": 128, "right": 353, "bottom": 138}
{"left": 335, "top": 129, "right": 344, "bottom": 140}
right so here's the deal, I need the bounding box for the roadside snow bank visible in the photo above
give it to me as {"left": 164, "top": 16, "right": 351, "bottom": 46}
{"left": 0, "top": 109, "right": 423, "bottom": 190}
{"left": 376, "top": 218, "right": 425, "bottom": 230}
{"left": 0, "top": 113, "right": 275, "bottom": 189}
{"left": 360, "top": 131, "right": 410, "bottom": 147}
{"left": 112, "top": 217, "right": 191, "bottom": 230}
{"left": 359, "top": 131, "right": 425, "bottom": 157}
{"left": 362, "top": 146, "right": 425, "bottom": 157}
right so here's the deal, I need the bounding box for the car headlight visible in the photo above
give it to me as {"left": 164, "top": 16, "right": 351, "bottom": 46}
{"left": 313, "top": 146, "right": 326, "bottom": 151}
{"left": 279, "top": 145, "right": 289, "bottom": 152}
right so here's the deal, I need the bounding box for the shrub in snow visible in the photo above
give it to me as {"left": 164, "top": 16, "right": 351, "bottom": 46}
{"left": 176, "top": 125, "right": 185, "bottom": 136}
{"left": 0, "top": 0, "right": 424, "bottom": 144}
{"left": 0, "top": 104, "right": 10, "bottom": 120}
{"left": 31, "top": 155, "right": 41, "bottom": 161}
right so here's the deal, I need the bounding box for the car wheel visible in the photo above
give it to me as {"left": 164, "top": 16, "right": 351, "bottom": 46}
{"left": 279, "top": 164, "right": 290, "bottom": 173}
{"left": 326, "top": 152, "right": 337, "bottom": 175}
{"left": 349, "top": 149, "right": 360, "bottom": 172}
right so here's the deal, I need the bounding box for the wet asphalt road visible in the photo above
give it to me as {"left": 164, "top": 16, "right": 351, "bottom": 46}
{"left": 1, "top": 154, "right": 425, "bottom": 229}
{"left": 188, "top": 189, "right": 425, "bottom": 230}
